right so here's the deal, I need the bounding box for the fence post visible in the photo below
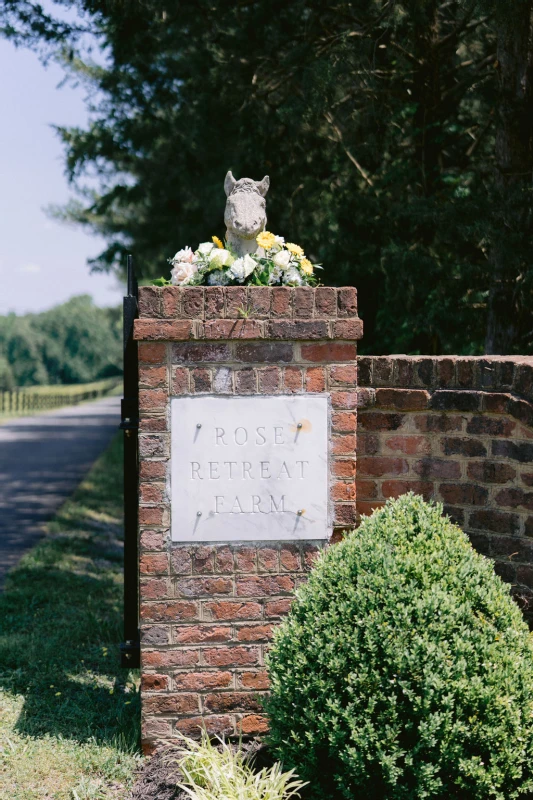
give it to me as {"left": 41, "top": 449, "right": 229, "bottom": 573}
{"left": 120, "top": 254, "right": 140, "bottom": 668}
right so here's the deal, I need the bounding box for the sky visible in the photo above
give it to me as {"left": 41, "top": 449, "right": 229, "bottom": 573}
{"left": 0, "top": 26, "right": 124, "bottom": 315}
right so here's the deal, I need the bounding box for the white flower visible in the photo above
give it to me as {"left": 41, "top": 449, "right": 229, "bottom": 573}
{"left": 229, "top": 254, "right": 257, "bottom": 283}
{"left": 268, "top": 265, "right": 283, "bottom": 284}
{"left": 282, "top": 266, "right": 303, "bottom": 286}
{"left": 171, "top": 261, "right": 198, "bottom": 286}
{"left": 207, "top": 269, "right": 230, "bottom": 286}
{"left": 208, "top": 248, "right": 234, "bottom": 268}
{"left": 272, "top": 249, "right": 292, "bottom": 269}
{"left": 197, "top": 242, "right": 215, "bottom": 256}
{"left": 171, "top": 246, "right": 195, "bottom": 264}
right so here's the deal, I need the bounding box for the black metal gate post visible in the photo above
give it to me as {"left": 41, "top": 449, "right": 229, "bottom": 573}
{"left": 120, "top": 255, "right": 141, "bottom": 668}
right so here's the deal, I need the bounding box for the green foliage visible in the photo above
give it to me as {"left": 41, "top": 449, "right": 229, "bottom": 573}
{"left": 266, "top": 494, "right": 533, "bottom": 800}
{"left": 0, "top": 295, "right": 122, "bottom": 387}
{"left": 168, "top": 732, "right": 306, "bottom": 800}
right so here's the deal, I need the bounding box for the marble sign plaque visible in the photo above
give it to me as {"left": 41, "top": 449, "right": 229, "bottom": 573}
{"left": 170, "top": 395, "right": 329, "bottom": 541}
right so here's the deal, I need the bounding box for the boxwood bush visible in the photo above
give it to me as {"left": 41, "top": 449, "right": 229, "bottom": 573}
{"left": 266, "top": 494, "right": 533, "bottom": 800}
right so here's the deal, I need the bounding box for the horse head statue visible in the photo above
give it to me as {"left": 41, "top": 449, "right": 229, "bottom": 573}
{"left": 224, "top": 170, "right": 270, "bottom": 257}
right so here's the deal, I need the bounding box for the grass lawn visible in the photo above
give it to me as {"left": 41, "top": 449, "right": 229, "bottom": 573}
{"left": 0, "top": 435, "right": 142, "bottom": 799}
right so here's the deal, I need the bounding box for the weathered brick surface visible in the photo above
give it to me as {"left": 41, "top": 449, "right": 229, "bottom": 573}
{"left": 357, "top": 356, "right": 533, "bottom": 626}
{"left": 136, "top": 286, "right": 359, "bottom": 749}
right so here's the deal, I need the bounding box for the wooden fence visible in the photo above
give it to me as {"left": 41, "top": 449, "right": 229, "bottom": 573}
{"left": 0, "top": 378, "right": 120, "bottom": 416}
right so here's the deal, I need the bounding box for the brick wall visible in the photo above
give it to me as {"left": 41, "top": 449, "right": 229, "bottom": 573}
{"left": 134, "top": 285, "right": 361, "bottom": 751}
{"left": 357, "top": 355, "right": 533, "bottom": 623}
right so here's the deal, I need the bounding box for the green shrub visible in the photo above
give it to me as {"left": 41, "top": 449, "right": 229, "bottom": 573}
{"left": 265, "top": 494, "right": 533, "bottom": 800}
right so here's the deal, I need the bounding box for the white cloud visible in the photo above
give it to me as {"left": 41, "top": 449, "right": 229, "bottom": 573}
{"left": 18, "top": 262, "right": 42, "bottom": 273}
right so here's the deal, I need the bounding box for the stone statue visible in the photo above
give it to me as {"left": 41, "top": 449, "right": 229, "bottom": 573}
{"left": 224, "top": 170, "right": 270, "bottom": 257}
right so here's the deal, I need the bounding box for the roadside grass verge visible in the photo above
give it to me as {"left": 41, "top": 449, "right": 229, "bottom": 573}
{"left": 0, "top": 434, "right": 142, "bottom": 799}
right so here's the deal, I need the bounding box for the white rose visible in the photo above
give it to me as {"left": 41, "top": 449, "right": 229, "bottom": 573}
{"left": 272, "top": 249, "right": 291, "bottom": 269}
{"left": 282, "top": 266, "right": 303, "bottom": 286}
{"left": 171, "top": 261, "right": 197, "bottom": 286}
{"left": 229, "top": 254, "right": 257, "bottom": 283}
{"left": 209, "top": 248, "right": 233, "bottom": 268}
{"left": 208, "top": 269, "right": 230, "bottom": 286}
{"left": 268, "top": 265, "right": 283, "bottom": 285}
{"left": 171, "top": 246, "right": 195, "bottom": 264}
{"left": 197, "top": 242, "right": 215, "bottom": 256}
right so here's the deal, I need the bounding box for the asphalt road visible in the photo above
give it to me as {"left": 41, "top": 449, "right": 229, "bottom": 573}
{"left": 0, "top": 397, "right": 121, "bottom": 586}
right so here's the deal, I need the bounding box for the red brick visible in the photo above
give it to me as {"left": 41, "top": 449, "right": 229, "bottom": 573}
{"left": 330, "top": 365, "right": 358, "bottom": 386}
{"left": 203, "top": 647, "right": 260, "bottom": 667}
{"left": 283, "top": 367, "right": 303, "bottom": 393}
{"left": 139, "top": 435, "right": 169, "bottom": 458}
{"left": 140, "top": 530, "right": 166, "bottom": 550}
{"left": 305, "top": 367, "right": 326, "bottom": 392}
{"left": 143, "top": 649, "right": 199, "bottom": 668}
{"left": 356, "top": 479, "right": 378, "bottom": 499}
{"left": 493, "top": 439, "right": 533, "bottom": 462}
{"left": 236, "top": 575, "right": 295, "bottom": 596}
{"left": 456, "top": 359, "right": 475, "bottom": 388}
{"left": 171, "top": 548, "right": 192, "bottom": 575}
{"left": 264, "top": 598, "right": 294, "bottom": 617}
{"left": 204, "top": 601, "right": 262, "bottom": 621}
{"left": 192, "top": 546, "right": 215, "bottom": 573}
{"left": 414, "top": 414, "right": 462, "bottom": 433}
{"left": 294, "top": 287, "right": 314, "bottom": 318}
{"left": 483, "top": 394, "right": 510, "bottom": 414}
{"left": 139, "top": 389, "right": 167, "bottom": 411}
{"left": 301, "top": 343, "right": 356, "bottom": 363}
{"left": 302, "top": 544, "right": 321, "bottom": 569}
{"left": 204, "top": 693, "right": 263, "bottom": 713}
{"left": 205, "top": 287, "right": 225, "bottom": 318}
{"left": 436, "top": 358, "right": 455, "bottom": 387}
{"left": 337, "top": 287, "right": 357, "bottom": 316}
{"left": 138, "top": 286, "right": 162, "bottom": 317}
{"left": 134, "top": 319, "right": 194, "bottom": 341}
{"left": 235, "top": 342, "right": 293, "bottom": 363}
{"left": 140, "top": 554, "right": 168, "bottom": 575}
{"left": 385, "top": 435, "right": 430, "bottom": 455}
{"left": 172, "top": 343, "right": 231, "bottom": 363}
{"left": 191, "top": 368, "right": 212, "bottom": 393}
{"left": 215, "top": 547, "right": 234, "bottom": 573}
{"left": 413, "top": 458, "right": 461, "bottom": 480}
{"left": 441, "top": 437, "right": 487, "bottom": 457}
{"left": 467, "top": 462, "right": 516, "bottom": 484}
{"left": 257, "top": 548, "right": 279, "bottom": 572}
{"left": 258, "top": 367, "right": 281, "bottom": 393}
{"left": 140, "top": 578, "right": 170, "bottom": 600}
{"left": 203, "top": 319, "right": 263, "bottom": 339}
{"left": 140, "top": 461, "right": 167, "bottom": 480}
{"left": 143, "top": 694, "right": 199, "bottom": 715}
{"left": 139, "top": 342, "right": 167, "bottom": 364}
{"left": 173, "top": 672, "right": 233, "bottom": 691}
{"left": 175, "top": 577, "right": 233, "bottom": 597}
{"left": 142, "top": 625, "right": 171, "bottom": 646}
{"left": 235, "top": 368, "right": 257, "bottom": 394}
{"left": 331, "top": 434, "right": 356, "bottom": 455}
{"left": 332, "top": 412, "right": 357, "bottom": 433}
{"left": 375, "top": 388, "right": 429, "bottom": 411}
{"left": 358, "top": 456, "right": 408, "bottom": 477}
{"left": 280, "top": 545, "right": 301, "bottom": 571}
{"left": 490, "top": 535, "right": 533, "bottom": 561}
{"left": 359, "top": 412, "right": 405, "bottom": 432}
{"left": 382, "top": 480, "right": 433, "bottom": 500}
{"left": 315, "top": 287, "right": 336, "bottom": 316}
{"left": 268, "top": 320, "right": 329, "bottom": 340}
{"left": 373, "top": 357, "right": 393, "bottom": 385}
{"left": 140, "top": 483, "right": 164, "bottom": 504}
{"left": 235, "top": 547, "right": 257, "bottom": 572}
{"left": 181, "top": 287, "right": 204, "bottom": 318}
{"left": 495, "top": 488, "right": 533, "bottom": 511}
{"left": 161, "top": 287, "right": 181, "bottom": 317}
{"left": 225, "top": 287, "right": 248, "bottom": 318}
{"left": 330, "top": 391, "right": 359, "bottom": 409}
{"left": 172, "top": 367, "right": 189, "bottom": 394}
{"left": 332, "top": 481, "right": 357, "bottom": 501}
{"left": 142, "top": 719, "right": 172, "bottom": 739}
{"left": 333, "top": 459, "right": 356, "bottom": 478}
{"left": 141, "top": 673, "right": 169, "bottom": 691}
{"left": 174, "top": 625, "right": 232, "bottom": 644}
{"left": 139, "top": 417, "right": 167, "bottom": 432}
{"left": 139, "top": 506, "right": 165, "bottom": 526}
{"left": 238, "top": 715, "right": 269, "bottom": 735}
{"left": 236, "top": 624, "right": 275, "bottom": 642}
{"left": 430, "top": 391, "right": 482, "bottom": 413}
{"left": 357, "top": 500, "right": 386, "bottom": 517}
{"left": 469, "top": 509, "right": 520, "bottom": 534}
{"left": 141, "top": 601, "right": 198, "bottom": 622}
{"left": 466, "top": 416, "right": 515, "bottom": 437}
{"left": 438, "top": 483, "right": 487, "bottom": 506}
{"left": 238, "top": 671, "right": 270, "bottom": 690}
{"left": 333, "top": 319, "right": 363, "bottom": 339}
{"left": 139, "top": 366, "right": 167, "bottom": 389}
{"left": 174, "top": 716, "right": 233, "bottom": 737}
{"left": 270, "top": 287, "right": 293, "bottom": 317}
{"left": 358, "top": 433, "right": 379, "bottom": 455}
{"left": 248, "top": 287, "right": 271, "bottom": 317}
{"left": 334, "top": 503, "right": 357, "bottom": 525}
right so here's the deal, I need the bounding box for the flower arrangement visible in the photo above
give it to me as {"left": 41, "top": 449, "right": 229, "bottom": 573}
{"left": 153, "top": 233, "right": 321, "bottom": 287}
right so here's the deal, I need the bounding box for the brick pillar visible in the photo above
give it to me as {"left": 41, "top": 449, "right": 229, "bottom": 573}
{"left": 134, "top": 285, "right": 362, "bottom": 751}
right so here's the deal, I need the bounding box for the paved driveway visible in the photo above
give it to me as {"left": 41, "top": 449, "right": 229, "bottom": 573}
{"left": 0, "top": 397, "right": 121, "bottom": 586}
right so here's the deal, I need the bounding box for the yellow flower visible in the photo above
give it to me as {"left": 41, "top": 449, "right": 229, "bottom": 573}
{"left": 300, "top": 258, "right": 314, "bottom": 275}
{"left": 287, "top": 242, "right": 304, "bottom": 256}
{"left": 212, "top": 235, "right": 224, "bottom": 249}
{"left": 256, "top": 231, "right": 276, "bottom": 249}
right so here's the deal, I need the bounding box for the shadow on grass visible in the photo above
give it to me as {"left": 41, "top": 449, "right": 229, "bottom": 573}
{"left": 0, "top": 434, "right": 141, "bottom": 753}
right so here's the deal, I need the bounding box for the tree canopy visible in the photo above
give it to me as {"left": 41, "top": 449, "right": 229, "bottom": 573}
{"left": 2, "top": 0, "right": 532, "bottom": 354}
